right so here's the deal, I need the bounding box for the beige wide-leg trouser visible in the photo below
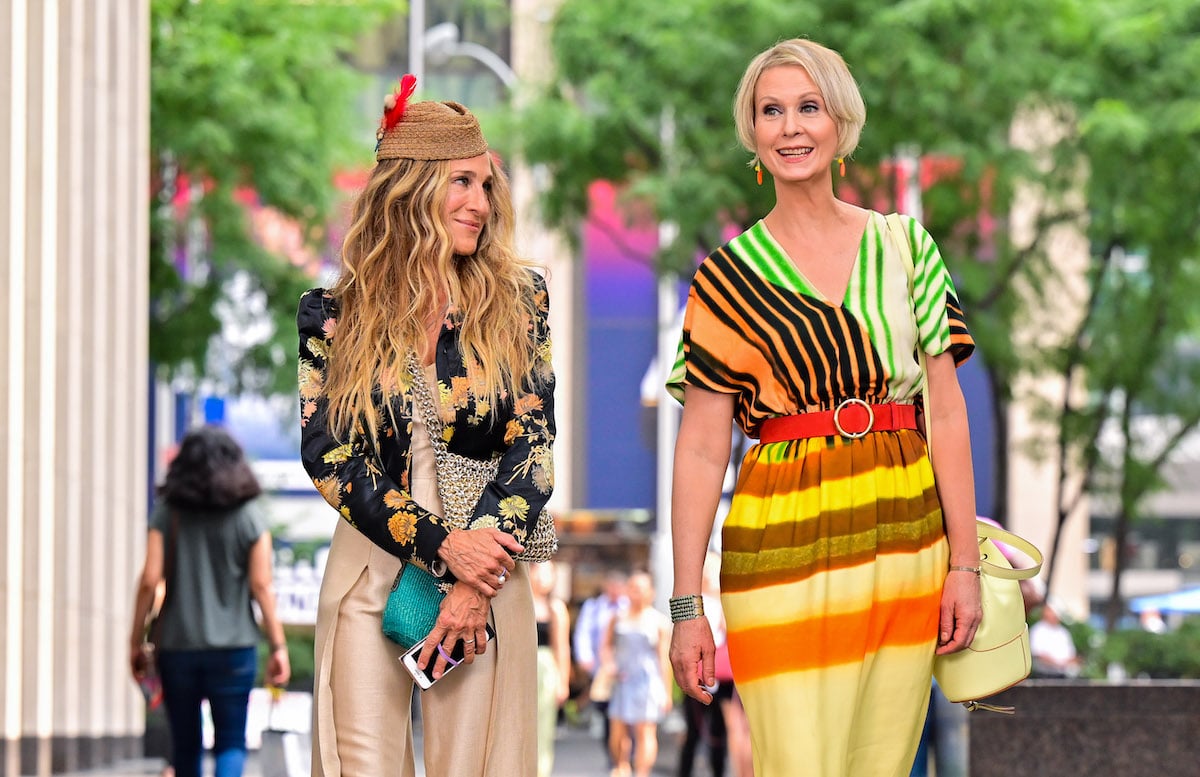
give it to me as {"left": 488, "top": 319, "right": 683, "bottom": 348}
{"left": 312, "top": 393, "right": 537, "bottom": 776}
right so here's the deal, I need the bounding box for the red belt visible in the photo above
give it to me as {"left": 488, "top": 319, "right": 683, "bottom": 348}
{"left": 758, "top": 399, "right": 917, "bottom": 444}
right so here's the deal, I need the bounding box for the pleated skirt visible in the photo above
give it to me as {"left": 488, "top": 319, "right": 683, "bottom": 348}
{"left": 720, "top": 428, "right": 948, "bottom": 777}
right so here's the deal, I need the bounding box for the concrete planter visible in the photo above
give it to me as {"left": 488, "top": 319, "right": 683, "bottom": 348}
{"left": 968, "top": 680, "right": 1200, "bottom": 776}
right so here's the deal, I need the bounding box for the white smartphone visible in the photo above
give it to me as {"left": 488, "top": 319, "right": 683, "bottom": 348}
{"left": 401, "top": 624, "right": 496, "bottom": 690}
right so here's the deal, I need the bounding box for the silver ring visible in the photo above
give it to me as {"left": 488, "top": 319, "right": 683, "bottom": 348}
{"left": 463, "top": 638, "right": 475, "bottom": 645}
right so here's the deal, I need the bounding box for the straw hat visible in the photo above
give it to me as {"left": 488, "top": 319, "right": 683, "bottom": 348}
{"left": 374, "top": 74, "right": 488, "bottom": 162}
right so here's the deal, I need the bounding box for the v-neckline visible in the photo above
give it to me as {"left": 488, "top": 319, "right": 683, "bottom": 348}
{"left": 420, "top": 303, "right": 451, "bottom": 368}
{"left": 757, "top": 211, "right": 874, "bottom": 306}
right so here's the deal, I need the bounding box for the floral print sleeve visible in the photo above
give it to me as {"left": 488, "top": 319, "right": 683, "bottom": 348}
{"left": 463, "top": 275, "right": 556, "bottom": 542}
{"left": 296, "top": 288, "right": 450, "bottom": 571}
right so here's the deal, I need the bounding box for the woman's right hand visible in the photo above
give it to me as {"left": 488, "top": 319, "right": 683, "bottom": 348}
{"left": 416, "top": 582, "right": 492, "bottom": 682}
{"left": 669, "top": 616, "right": 717, "bottom": 704}
{"left": 129, "top": 643, "right": 148, "bottom": 681}
{"left": 437, "top": 527, "right": 523, "bottom": 597}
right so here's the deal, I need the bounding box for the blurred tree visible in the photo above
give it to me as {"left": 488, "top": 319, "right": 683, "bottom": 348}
{"left": 150, "top": 0, "right": 404, "bottom": 394}
{"left": 1044, "top": 0, "right": 1200, "bottom": 630}
{"left": 505, "top": 0, "right": 1091, "bottom": 521}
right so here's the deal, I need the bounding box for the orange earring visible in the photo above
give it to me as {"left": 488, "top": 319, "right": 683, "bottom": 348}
{"left": 755, "top": 160, "right": 763, "bottom": 186}
{"left": 837, "top": 157, "right": 846, "bottom": 177}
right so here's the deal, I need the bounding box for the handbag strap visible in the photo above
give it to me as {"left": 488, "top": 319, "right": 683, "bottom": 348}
{"left": 406, "top": 352, "right": 449, "bottom": 456}
{"left": 884, "top": 213, "right": 934, "bottom": 455}
{"left": 886, "top": 215, "right": 1044, "bottom": 580}
{"left": 405, "top": 352, "right": 496, "bottom": 530}
{"left": 886, "top": 215, "right": 1044, "bottom": 584}
{"left": 977, "top": 521, "right": 1044, "bottom": 580}
{"left": 406, "top": 352, "right": 455, "bottom": 517}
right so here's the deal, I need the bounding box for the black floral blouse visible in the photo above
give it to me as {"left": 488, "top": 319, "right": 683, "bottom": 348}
{"left": 296, "top": 272, "right": 555, "bottom": 579}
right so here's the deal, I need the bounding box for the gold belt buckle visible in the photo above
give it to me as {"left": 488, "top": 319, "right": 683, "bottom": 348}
{"left": 832, "top": 398, "right": 873, "bottom": 439}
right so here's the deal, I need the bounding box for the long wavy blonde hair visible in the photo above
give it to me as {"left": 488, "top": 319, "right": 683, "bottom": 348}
{"left": 324, "top": 155, "right": 543, "bottom": 446}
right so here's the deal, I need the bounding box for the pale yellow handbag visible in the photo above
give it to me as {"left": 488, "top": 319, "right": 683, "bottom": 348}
{"left": 933, "top": 521, "right": 1043, "bottom": 712}
{"left": 886, "top": 214, "right": 1045, "bottom": 712}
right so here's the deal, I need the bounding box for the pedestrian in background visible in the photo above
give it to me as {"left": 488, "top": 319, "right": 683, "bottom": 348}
{"left": 573, "top": 569, "right": 629, "bottom": 763}
{"left": 667, "top": 38, "right": 982, "bottom": 777}
{"left": 531, "top": 561, "right": 572, "bottom": 777}
{"left": 601, "top": 570, "right": 672, "bottom": 777}
{"left": 1030, "top": 599, "right": 1081, "bottom": 678}
{"left": 129, "top": 426, "right": 291, "bottom": 777}
{"left": 297, "top": 75, "right": 556, "bottom": 776}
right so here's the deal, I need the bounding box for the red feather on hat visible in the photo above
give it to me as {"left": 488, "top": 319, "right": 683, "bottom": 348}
{"left": 382, "top": 74, "right": 418, "bottom": 133}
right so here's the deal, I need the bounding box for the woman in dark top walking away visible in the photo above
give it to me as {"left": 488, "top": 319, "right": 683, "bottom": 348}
{"left": 129, "top": 426, "right": 290, "bottom": 777}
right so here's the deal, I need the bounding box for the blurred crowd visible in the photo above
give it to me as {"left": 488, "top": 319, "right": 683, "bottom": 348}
{"left": 534, "top": 561, "right": 753, "bottom": 777}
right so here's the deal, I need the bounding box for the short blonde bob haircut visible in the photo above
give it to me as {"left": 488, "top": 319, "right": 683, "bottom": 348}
{"left": 733, "top": 38, "right": 867, "bottom": 162}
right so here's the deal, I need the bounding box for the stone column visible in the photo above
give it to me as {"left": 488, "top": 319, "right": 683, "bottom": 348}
{"left": 0, "top": 0, "right": 150, "bottom": 774}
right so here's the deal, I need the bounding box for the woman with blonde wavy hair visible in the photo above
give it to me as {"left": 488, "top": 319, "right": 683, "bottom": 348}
{"left": 297, "top": 75, "right": 555, "bottom": 776}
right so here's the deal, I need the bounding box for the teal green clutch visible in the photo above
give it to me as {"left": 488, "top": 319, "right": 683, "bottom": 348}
{"left": 382, "top": 563, "right": 445, "bottom": 650}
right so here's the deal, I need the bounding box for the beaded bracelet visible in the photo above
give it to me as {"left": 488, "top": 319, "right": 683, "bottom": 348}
{"left": 668, "top": 594, "right": 705, "bottom": 623}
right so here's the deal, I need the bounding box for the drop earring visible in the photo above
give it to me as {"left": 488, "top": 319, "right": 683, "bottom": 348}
{"left": 755, "top": 160, "right": 763, "bottom": 186}
{"left": 837, "top": 157, "right": 846, "bottom": 177}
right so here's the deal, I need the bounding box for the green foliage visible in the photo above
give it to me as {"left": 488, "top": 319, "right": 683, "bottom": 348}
{"left": 1045, "top": 0, "right": 1200, "bottom": 626}
{"left": 1070, "top": 619, "right": 1200, "bottom": 679}
{"left": 150, "top": 0, "right": 405, "bottom": 392}
{"left": 510, "top": 0, "right": 1088, "bottom": 279}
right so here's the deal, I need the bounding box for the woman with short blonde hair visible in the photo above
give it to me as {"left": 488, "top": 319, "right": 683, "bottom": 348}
{"left": 669, "top": 39, "right": 981, "bottom": 776}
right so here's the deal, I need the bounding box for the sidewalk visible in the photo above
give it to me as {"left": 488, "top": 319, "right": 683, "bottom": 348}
{"left": 50, "top": 713, "right": 695, "bottom": 777}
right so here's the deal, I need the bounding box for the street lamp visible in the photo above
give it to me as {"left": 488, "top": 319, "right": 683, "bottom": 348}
{"left": 422, "top": 22, "right": 518, "bottom": 91}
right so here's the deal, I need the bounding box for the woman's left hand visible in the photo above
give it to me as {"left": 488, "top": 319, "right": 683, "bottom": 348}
{"left": 437, "top": 527, "right": 523, "bottom": 597}
{"left": 266, "top": 646, "right": 291, "bottom": 688}
{"left": 669, "top": 617, "right": 717, "bottom": 704}
{"left": 935, "top": 569, "right": 983, "bottom": 655}
{"left": 416, "top": 582, "right": 492, "bottom": 681}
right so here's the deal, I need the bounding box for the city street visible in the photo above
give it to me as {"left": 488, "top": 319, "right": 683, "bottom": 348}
{"left": 50, "top": 712, "right": 693, "bottom": 777}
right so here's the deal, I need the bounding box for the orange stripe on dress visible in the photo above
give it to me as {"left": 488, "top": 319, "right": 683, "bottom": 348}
{"left": 726, "top": 589, "right": 942, "bottom": 682}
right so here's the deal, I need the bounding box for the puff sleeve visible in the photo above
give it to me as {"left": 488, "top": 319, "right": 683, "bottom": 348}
{"left": 903, "top": 216, "right": 975, "bottom": 366}
{"left": 297, "top": 289, "right": 451, "bottom": 572}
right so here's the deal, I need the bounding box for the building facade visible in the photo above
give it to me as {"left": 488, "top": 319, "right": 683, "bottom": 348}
{"left": 0, "top": 1, "right": 150, "bottom": 774}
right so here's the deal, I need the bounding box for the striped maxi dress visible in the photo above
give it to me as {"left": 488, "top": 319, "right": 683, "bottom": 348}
{"left": 667, "top": 211, "right": 974, "bottom": 777}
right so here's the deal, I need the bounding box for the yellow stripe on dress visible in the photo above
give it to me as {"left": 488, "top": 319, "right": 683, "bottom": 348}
{"left": 719, "top": 435, "right": 942, "bottom": 592}
{"left": 727, "top": 448, "right": 932, "bottom": 513}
